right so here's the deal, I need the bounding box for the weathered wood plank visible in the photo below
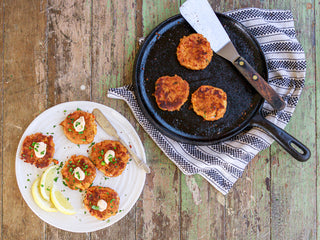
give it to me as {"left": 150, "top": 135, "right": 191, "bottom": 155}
{"left": 46, "top": 0, "right": 91, "bottom": 238}
{"left": 90, "top": 0, "right": 137, "bottom": 239}
{"left": 180, "top": 174, "right": 226, "bottom": 240}
{"left": 2, "top": 0, "right": 47, "bottom": 239}
{"left": 135, "top": 2, "right": 181, "bottom": 239}
{"left": 268, "top": 0, "right": 317, "bottom": 239}
{"left": 226, "top": 150, "right": 271, "bottom": 239}
{"left": 47, "top": 0, "right": 91, "bottom": 106}
{"left": 0, "top": 0, "right": 3, "bottom": 237}
{"left": 316, "top": 0, "right": 320, "bottom": 239}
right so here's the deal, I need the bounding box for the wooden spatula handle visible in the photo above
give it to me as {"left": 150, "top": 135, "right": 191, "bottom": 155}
{"left": 234, "top": 56, "right": 286, "bottom": 111}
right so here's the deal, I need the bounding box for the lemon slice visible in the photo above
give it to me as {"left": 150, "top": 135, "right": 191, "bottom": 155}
{"left": 50, "top": 189, "right": 76, "bottom": 215}
{"left": 31, "top": 177, "right": 57, "bottom": 212}
{"left": 40, "top": 165, "right": 58, "bottom": 201}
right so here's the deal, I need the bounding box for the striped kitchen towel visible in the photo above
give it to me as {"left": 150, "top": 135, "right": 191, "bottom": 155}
{"left": 107, "top": 8, "right": 306, "bottom": 195}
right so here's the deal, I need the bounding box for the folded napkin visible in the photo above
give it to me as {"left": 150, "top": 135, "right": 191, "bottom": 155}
{"left": 108, "top": 8, "right": 306, "bottom": 195}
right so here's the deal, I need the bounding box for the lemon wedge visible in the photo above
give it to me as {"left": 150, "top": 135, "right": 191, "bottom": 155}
{"left": 31, "top": 177, "right": 57, "bottom": 212}
{"left": 40, "top": 165, "right": 58, "bottom": 201}
{"left": 50, "top": 188, "right": 76, "bottom": 215}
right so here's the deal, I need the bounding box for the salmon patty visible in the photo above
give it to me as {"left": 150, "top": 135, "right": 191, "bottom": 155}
{"left": 20, "top": 133, "right": 55, "bottom": 168}
{"left": 154, "top": 75, "right": 189, "bottom": 111}
{"left": 177, "top": 33, "right": 213, "bottom": 70}
{"left": 60, "top": 110, "right": 97, "bottom": 144}
{"left": 89, "top": 140, "right": 130, "bottom": 177}
{"left": 84, "top": 186, "right": 120, "bottom": 220}
{"left": 191, "top": 85, "right": 227, "bottom": 121}
{"left": 61, "top": 155, "right": 96, "bottom": 191}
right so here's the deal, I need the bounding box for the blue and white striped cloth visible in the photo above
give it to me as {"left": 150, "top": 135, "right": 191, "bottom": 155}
{"left": 108, "top": 8, "right": 306, "bottom": 195}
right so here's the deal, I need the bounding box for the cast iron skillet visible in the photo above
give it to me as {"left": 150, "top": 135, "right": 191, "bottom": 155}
{"left": 134, "top": 13, "right": 310, "bottom": 162}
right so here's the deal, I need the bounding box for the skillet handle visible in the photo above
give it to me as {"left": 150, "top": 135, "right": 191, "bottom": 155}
{"left": 234, "top": 57, "right": 286, "bottom": 111}
{"left": 250, "top": 114, "right": 311, "bottom": 162}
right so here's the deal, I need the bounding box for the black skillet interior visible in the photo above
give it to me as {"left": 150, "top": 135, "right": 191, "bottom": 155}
{"left": 134, "top": 13, "right": 267, "bottom": 144}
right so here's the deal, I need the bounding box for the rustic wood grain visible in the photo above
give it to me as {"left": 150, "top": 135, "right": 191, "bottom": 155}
{"left": 0, "top": 0, "right": 3, "bottom": 237}
{"left": 2, "top": 0, "right": 47, "bottom": 239}
{"left": 316, "top": 0, "right": 320, "bottom": 239}
{"left": 47, "top": 0, "right": 91, "bottom": 105}
{"left": 226, "top": 151, "right": 271, "bottom": 240}
{"left": 269, "top": 0, "right": 317, "bottom": 239}
{"left": 90, "top": 0, "right": 138, "bottom": 239}
{"left": 46, "top": 0, "right": 91, "bottom": 239}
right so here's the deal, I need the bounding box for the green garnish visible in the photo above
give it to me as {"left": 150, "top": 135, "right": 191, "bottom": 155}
{"left": 54, "top": 177, "right": 58, "bottom": 182}
{"left": 91, "top": 205, "right": 99, "bottom": 210}
{"left": 101, "top": 161, "right": 106, "bottom": 166}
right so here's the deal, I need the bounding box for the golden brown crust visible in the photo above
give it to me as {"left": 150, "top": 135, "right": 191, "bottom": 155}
{"left": 154, "top": 75, "right": 189, "bottom": 111}
{"left": 89, "top": 140, "right": 129, "bottom": 177}
{"left": 61, "top": 155, "right": 96, "bottom": 190}
{"left": 177, "top": 33, "right": 213, "bottom": 70}
{"left": 191, "top": 85, "right": 227, "bottom": 121}
{"left": 60, "top": 110, "right": 97, "bottom": 144}
{"left": 83, "top": 186, "right": 120, "bottom": 220}
{"left": 20, "top": 133, "right": 55, "bottom": 168}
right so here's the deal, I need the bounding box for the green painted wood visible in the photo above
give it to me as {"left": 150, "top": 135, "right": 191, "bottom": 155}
{"left": 314, "top": 1, "right": 320, "bottom": 239}
{"left": 268, "top": 0, "right": 317, "bottom": 239}
{"left": 180, "top": 174, "right": 226, "bottom": 240}
{"left": 2, "top": 0, "right": 47, "bottom": 239}
{"left": 316, "top": 0, "right": 320, "bottom": 239}
{"left": 0, "top": 0, "right": 3, "bottom": 237}
{"left": 226, "top": 150, "right": 271, "bottom": 240}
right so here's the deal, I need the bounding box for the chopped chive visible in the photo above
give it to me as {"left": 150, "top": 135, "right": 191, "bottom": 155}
{"left": 91, "top": 205, "right": 99, "bottom": 210}
{"left": 77, "top": 108, "right": 81, "bottom": 111}
{"left": 54, "top": 177, "right": 58, "bottom": 182}
{"left": 101, "top": 161, "right": 106, "bottom": 166}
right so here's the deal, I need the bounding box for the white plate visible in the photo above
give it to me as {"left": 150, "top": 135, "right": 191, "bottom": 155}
{"left": 15, "top": 101, "right": 146, "bottom": 233}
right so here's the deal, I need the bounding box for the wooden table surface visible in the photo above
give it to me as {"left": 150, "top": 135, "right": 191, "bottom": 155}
{"left": 0, "top": 0, "right": 318, "bottom": 239}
